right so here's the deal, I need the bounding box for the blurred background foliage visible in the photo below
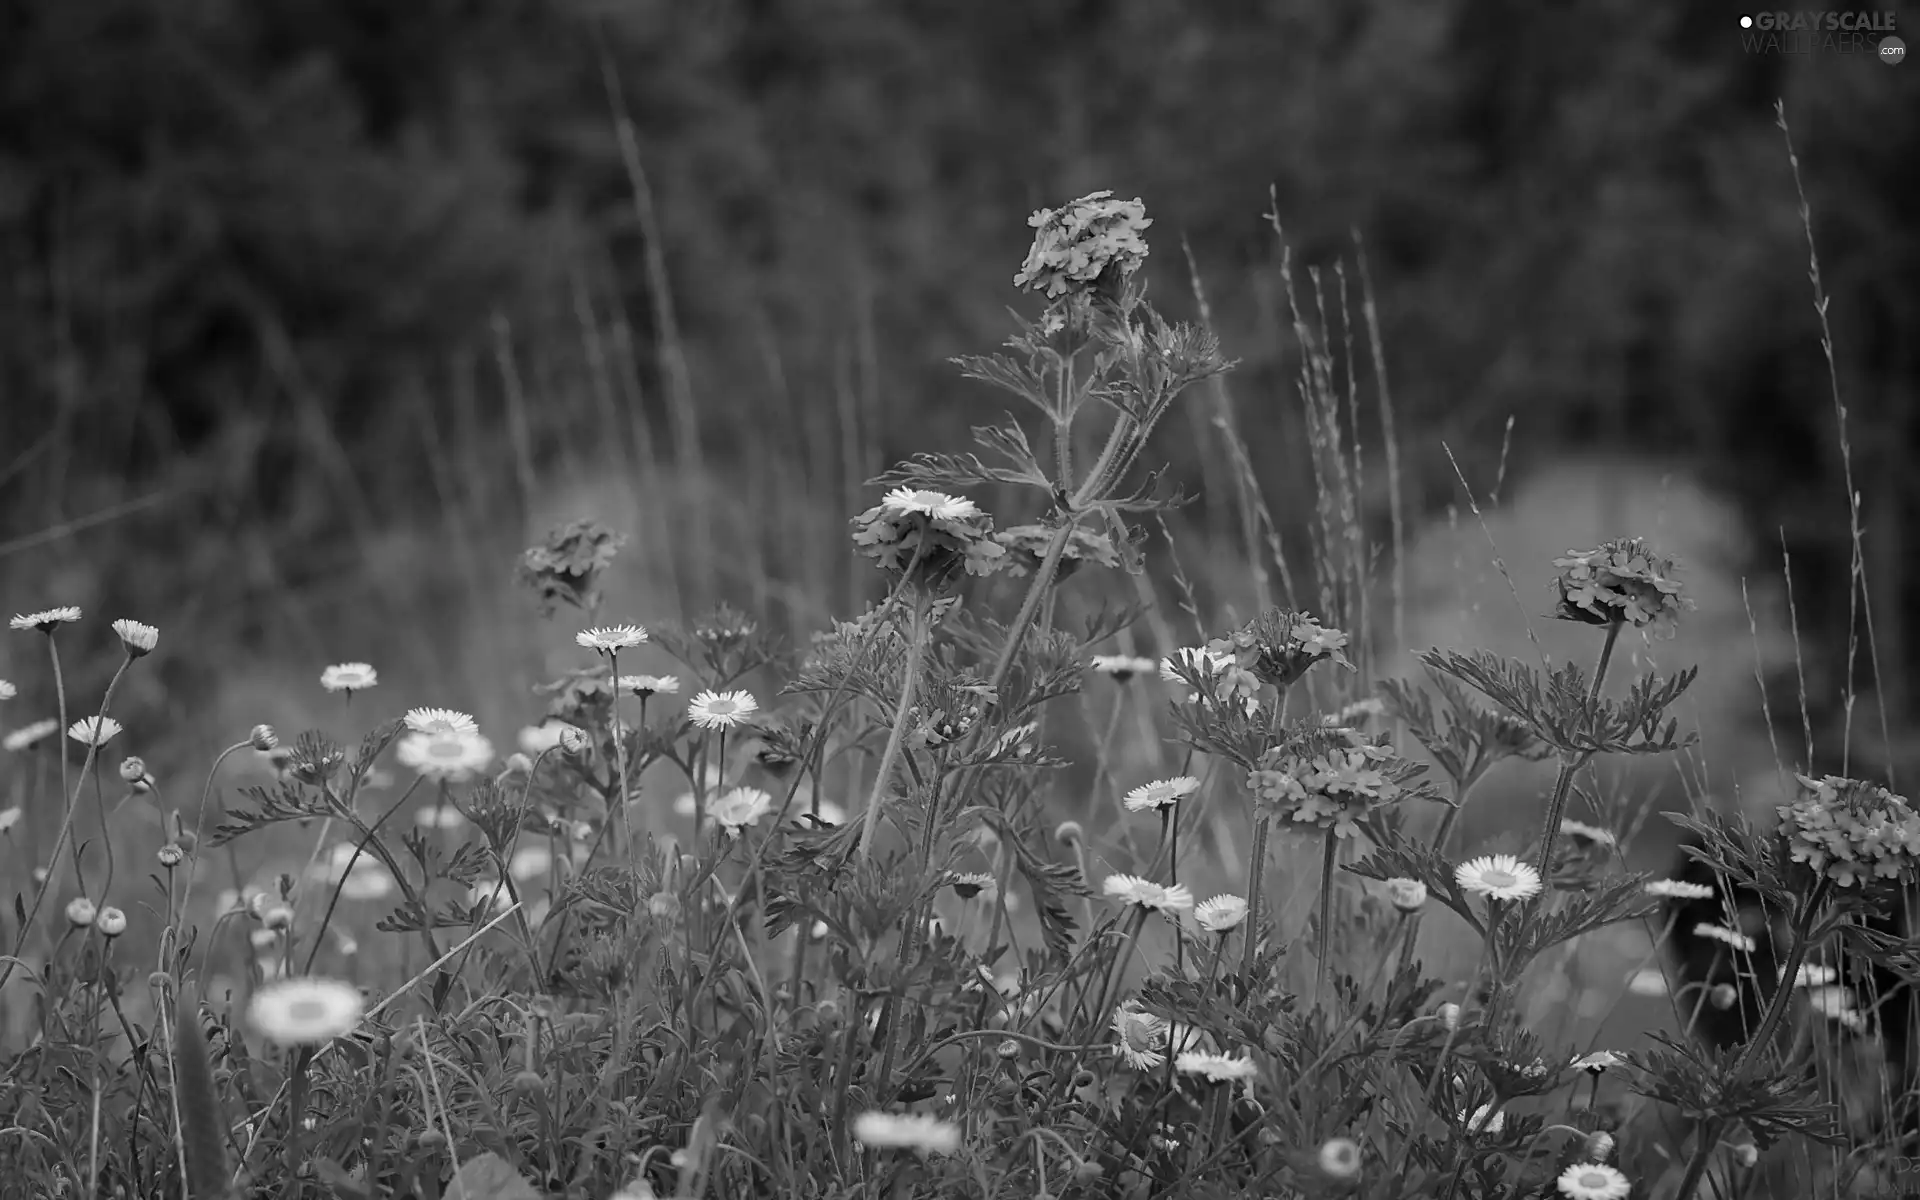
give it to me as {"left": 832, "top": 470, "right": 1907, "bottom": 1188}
{"left": 0, "top": 0, "right": 1915, "bottom": 782}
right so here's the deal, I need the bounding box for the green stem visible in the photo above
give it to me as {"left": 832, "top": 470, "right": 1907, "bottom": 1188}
{"left": 857, "top": 596, "right": 930, "bottom": 862}
{"left": 1238, "top": 816, "right": 1271, "bottom": 1003}
{"left": 1533, "top": 621, "right": 1621, "bottom": 883}
{"left": 1314, "top": 830, "right": 1338, "bottom": 1009}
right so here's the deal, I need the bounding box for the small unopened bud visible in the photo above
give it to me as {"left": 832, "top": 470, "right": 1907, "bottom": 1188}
{"left": 32, "top": 866, "right": 49, "bottom": 886}
{"left": 1437, "top": 1002, "right": 1462, "bottom": 1030}
{"left": 996, "top": 1039, "right": 1022, "bottom": 1061}
{"left": 1582, "top": 1131, "right": 1616, "bottom": 1162}
{"left": 646, "top": 892, "right": 681, "bottom": 923}
{"left": 147, "top": 971, "right": 172, "bottom": 992}
{"left": 66, "top": 897, "right": 96, "bottom": 928}
{"left": 1054, "top": 820, "right": 1084, "bottom": 846}
{"left": 1317, "top": 1137, "right": 1362, "bottom": 1179}
{"left": 1709, "top": 983, "right": 1738, "bottom": 1011}
{"left": 511, "top": 1070, "right": 544, "bottom": 1097}
{"left": 260, "top": 904, "right": 293, "bottom": 931}
{"left": 1385, "top": 878, "right": 1427, "bottom": 913}
{"left": 157, "top": 843, "right": 184, "bottom": 868}
{"left": 119, "top": 756, "right": 147, "bottom": 783}
{"left": 1730, "top": 1141, "right": 1757, "bottom": 1168}
{"left": 250, "top": 724, "right": 278, "bottom": 752}
{"left": 96, "top": 907, "right": 127, "bottom": 937}
{"left": 1072, "top": 1161, "right": 1104, "bottom": 1184}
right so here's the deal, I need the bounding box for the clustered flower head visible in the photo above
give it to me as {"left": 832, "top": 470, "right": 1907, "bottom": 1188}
{"left": 1012, "top": 190, "right": 1152, "bottom": 301}
{"left": 1249, "top": 727, "right": 1404, "bottom": 839}
{"left": 1160, "top": 646, "right": 1259, "bottom": 715}
{"left": 1778, "top": 772, "right": 1920, "bottom": 887}
{"left": 850, "top": 487, "right": 1005, "bottom": 590}
{"left": 1551, "top": 537, "right": 1691, "bottom": 632}
{"left": 1207, "top": 608, "right": 1354, "bottom": 693}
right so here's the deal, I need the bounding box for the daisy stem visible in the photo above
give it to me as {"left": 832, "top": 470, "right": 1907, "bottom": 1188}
{"left": 1075, "top": 906, "right": 1149, "bottom": 1093}
{"left": 1532, "top": 620, "right": 1620, "bottom": 884}
{"left": 857, "top": 594, "right": 931, "bottom": 863}
{"left": 1237, "top": 815, "right": 1270, "bottom": 1003}
{"left": 1165, "top": 806, "right": 1185, "bottom": 977}
{"left": 1314, "top": 829, "right": 1338, "bottom": 1010}
{"left": 608, "top": 650, "right": 635, "bottom": 862}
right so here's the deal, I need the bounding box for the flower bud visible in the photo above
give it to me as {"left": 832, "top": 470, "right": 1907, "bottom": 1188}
{"left": 1317, "top": 1137, "right": 1362, "bottom": 1179}
{"left": 646, "top": 892, "right": 681, "bottom": 923}
{"left": 260, "top": 904, "right": 293, "bottom": 931}
{"left": 511, "top": 1070, "right": 544, "bottom": 1097}
{"left": 1730, "top": 1141, "right": 1757, "bottom": 1168}
{"left": 996, "top": 1039, "right": 1022, "bottom": 1062}
{"left": 148, "top": 971, "right": 172, "bottom": 992}
{"left": 1054, "top": 820, "right": 1084, "bottom": 846}
{"left": 1385, "top": 878, "right": 1428, "bottom": 913}
{"left": 157, "top": 843, "right": 184, "bottom": 868}
{"left": 1709, "top": 983, "right": 1738, "bottom": 1011}
{"left": 66, "top": 897, "right": 96, "bottom": 928}
{"left": 250, "top": 724, "right": 278, "bottom": 752}
{"left": 1437, "top": 1002, "right": 1462, "bottom": 1030}
{"left": 96, "top": 907, "right": 127, "bottom": 937}
{"left": 1582, "top": 1131, "right": 1616, "bottom": 1162}
{"left": 119, "top": 757, "right": 149, "bottom": 784}
{"left": 112, "top": 619, "right": 159, "bottom": 658}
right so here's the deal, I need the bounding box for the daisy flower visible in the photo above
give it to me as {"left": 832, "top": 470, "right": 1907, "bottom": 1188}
{"left": 1644, "top": 879, "right": 1714, "bottom": 899}
{"left": 0, "top": 680, "right": 15, "bottom": 700}
{"left": 0, "top": 806, "right": 20, "bottom": 835}
{"left": 708, "top": 787, "right": 773, "bottom": 837}
{"left": 1556, "top": 1162, "right": 1631, "bottom": 1200}
{"left": 1102, "top": 874, "right": 1195, "bottom": 915}
{"left": 1454, "top": 854, "right": 1543, "bottom": 902}
{"left": 10, "top": 607, "right": 81, "bottom": 633}
{"left": 1192, "top": 895, "right": 1249, "bottom": 934}
{"left": 946, "top": 872, "right": 998, "bottom": 902}
{"left": 688, "top": 690, "right": 758, "bottom": 730}
{"left": 404, "top": 707, "right": 478, "bottom": 736}
{"left": 881, "top": 487, "right": 980, "bottom": 522}
{"left": 1124, "top": 776, "right": 1200, "bottom": 812}
{"left": 575, "top": 624, "right": 648, "bottom": 653}
{"left": 618, "top": 674, "right": 680, "bottom": 697}
{"left": 67, "top": 897, "right": 96, "bottom": 927}
{"left": 1559, "top": 819, "right": 1616, "bottom": 845}
{"left": 319, "top": 662, "right": 378, "bottom": 693}
{"left": 851, "top": 1111, "right": 961, "bottom": 1154}
{"left": 1110, "top": 1003, "right": 1169, "bottom": 1069}
{"left": 1175, "top": 1051, "right": 1258, "bottom": 1083}
{"left": 96, "top": 907, "right": 128, "bottom": 937}
{"left": 1691, "top": 922, "right": 1757, "bottom": 953}
{"left": 3, "top": 718, "right": 60, "bottom": 752}
{"left": 1786, "top": 963, "right": 1838, "bottom": 988}
{"left": 1571, "top": 1050, "right": 1624, "bottom": 1074}
{"left": 111, "top": 619, "right": 159, "bottom": 657}
{"left": 247, "top": 978, "right": 365, "bottom": 1046}
{"left": 1463, "top": 1104, "right": 1506, "bottom": 1136}
{"left": 1090, "top": 654, "right": 1158, "bottom": 681}
{"left": 396, "top": 730, "right": 494, "bottom": 783}
{"left": 1317, "top": 1138, "right": 1362, "bottom": 1179}
{"left": 67, "top": 715, "right": 122, "bottom": 748}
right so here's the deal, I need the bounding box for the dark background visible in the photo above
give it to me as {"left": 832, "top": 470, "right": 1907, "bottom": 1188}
{"left": 0, "top": 0, "right": 1914, "bottom": 780}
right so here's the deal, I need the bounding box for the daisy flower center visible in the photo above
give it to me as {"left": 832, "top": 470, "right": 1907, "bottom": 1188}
{"left": 288, "top": 999, "right": 329, "bottom": 1022}
{"left": 1481, "top": 869, "right": 1519, "bottom": 889}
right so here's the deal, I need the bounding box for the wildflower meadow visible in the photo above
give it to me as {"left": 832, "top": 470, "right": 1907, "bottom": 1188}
{"left": 2, "top": 140, "right": 1917, "bottom": 1200}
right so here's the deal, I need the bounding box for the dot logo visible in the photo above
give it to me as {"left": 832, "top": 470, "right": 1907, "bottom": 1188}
{"left": 1740, "top": 14, "right": 1754, "bottom": 27}
{"left": 1882, "top": 34, "right": 1908, "bottom": 64}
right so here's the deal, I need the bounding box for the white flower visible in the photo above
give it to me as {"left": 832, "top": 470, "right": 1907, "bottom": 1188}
{"left": 618, "top": 674, "right": 680, "bottom": 697}
{"left": 1175, "top": 1052, "right": 1257, "bottom": 1083}
{"left": 247, "top": 978, "right": 365, "bottom": 1046}
{"left": 879, "top": 487, "right": 980, "bottom": 522}
{"left": 10, "top": 607, "right": 81, "bottom": 633}
{"left": 1317, "top": 1137, "right": 1362, "bottom": 1179}
{"left": 1110, "top": 1003, "right": 1168, "bottom": 1069}
{"left": 708, "top": 787, "right": 773, "bottom": 837}
{"left": 1463, "top": 1104, "right": 1506, "bottom": 1135}
{"left": 1806, "top": 985, "right": 1866, "bottom": 1031}
{"left": 946, "top": 872, "right": 998, "bottom": 902}
{"left": 0, "top": 806, "right": 20, "bottom": 835}
{"left": 404, "top": 707, "right": 478, "bottom": 736}
{"left": 1124, "top": 776, "right": 1200, "bottom": 812}
{"left": 1090, "top": 654, "right": 1158, "bottom": 680}
{"left": 111, "top": 619, "right": 159, "bottom": 657}
{"left": 1556, "top": 1161, "right": 1631, "bottom": 1200}
{"left": 3, "top": 718, "right": 60, "bottom": 751}
{"left": 1583, "top": 1131, "right": 1616, "bottom": 1162}
{"left": 1559, "top": 819, "right": 1616, "bottom": 845}
{"left": 96, "top": 907, "right": 128, "bottom": 937}
{"left": 1455, "top": 854, "right": 1543, "bottom": 902}
{"left": 396, "top": 730, "right": 494, "bottom": 783}
{"left": 66, "top": 897, "right": 96, "bottom": 928}
{"left": 1385, "top": 878, "right": 1428, "bottom": 912}
{"left": 311, "top": 844, "right": 396, "bottom": 901}
{"left": 1626, "top": 967, "right": 1669, "bottom": 996}
{"left": 1729, "top": 1142, "right": 1758, "bottom": 1168}
{"left": 1786, "top": 963, "right": 1837, "bottom": 988}
{"left": 688, "top": 690, "right": 759, "bottom": 730}
{"left": 1102, "top": 874, "right": 1195, "bottom": 915}
{"left": 1643, "top": 879, "right": 1714, "bottom": 899}
{"left": 1571, "top": 1050, "right": 1624, "bottom": 1074}
{"left": 1691, "top": 922, "right": 1756, "bottom": 953}
{"left": 1193, "top": 895, "right": 1248, "bottom": 934}
{"left": 1436, "top": 1002, "right": 1462, "bottom": 1030}
{"left": 851, "top": 1111, "right": 961, "bottom": 1154}
{"left": 67, "top": 716, "right": 122, "bottom": 747}
{"left": 0, "top": 680, "right": 15, "bottom": 701}
{"left": 509, "top": 845, "right": 553, "bottom": 881}
{"left": 319, "top": 662, "right": 378, "bottom": 693}
{"left": 576, "top": 624, "right": 648, "bottom": 653}
{"left": 1708, "top": 983, "right": 1738, "bottom": 1010}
